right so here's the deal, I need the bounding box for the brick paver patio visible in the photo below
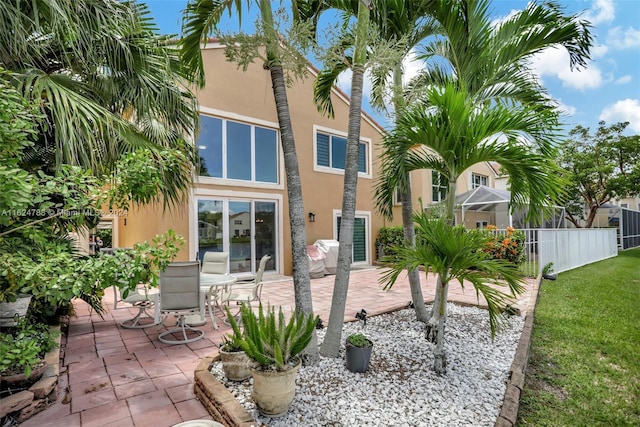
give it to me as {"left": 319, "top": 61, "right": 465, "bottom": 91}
{"left": 19, "top": 267, "right": 537, "bottom": 427}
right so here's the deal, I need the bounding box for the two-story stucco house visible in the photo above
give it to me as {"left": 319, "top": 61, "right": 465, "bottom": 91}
{"left": 109, "top": 42, "right": 506, "bottom": 277}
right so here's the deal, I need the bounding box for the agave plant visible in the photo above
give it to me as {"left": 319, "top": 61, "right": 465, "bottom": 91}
{"left": 226, "top": 303, "right": 318, "bottom": 371}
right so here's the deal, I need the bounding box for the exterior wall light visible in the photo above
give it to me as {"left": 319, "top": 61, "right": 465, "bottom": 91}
{"left": 308, "top": 212, "right": 316, "bottom": 223}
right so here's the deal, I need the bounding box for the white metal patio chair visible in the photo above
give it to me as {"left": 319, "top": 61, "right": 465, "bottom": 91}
{"left": 221, "top": 254, "right": 271, "bottom": 318}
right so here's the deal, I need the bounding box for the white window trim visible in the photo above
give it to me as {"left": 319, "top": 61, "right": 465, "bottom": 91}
{"left": 196, "top": 107, "right": 285, "bottom": 190}
{"left": 432, "top": 170, "right": 447, "bottom": 203}
{"left": 470, "top": 172, "right": 489, "bottom": 190}
{"left": 313, "top": 125, "right": 372, "bottom": 179}
{"left": 332, "top": 209, "right": 371, "bottom": 265}
{"left": 189, "top": 188, "right": 284, "bottom": 275}
{"left": 393, "top": 174, "right": 412, "bottom": 206}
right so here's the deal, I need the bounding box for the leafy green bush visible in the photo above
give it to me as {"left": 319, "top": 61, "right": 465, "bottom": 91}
{"left": 375, "top": 226, "right": 405, "bottom": 260}
{"left": 0, "top": 319, "right": 58, "bottom": 377}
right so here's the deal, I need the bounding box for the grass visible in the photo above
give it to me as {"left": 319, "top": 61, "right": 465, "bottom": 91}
{"left": 517, "top": 248, "right": 640, "bottom": 426}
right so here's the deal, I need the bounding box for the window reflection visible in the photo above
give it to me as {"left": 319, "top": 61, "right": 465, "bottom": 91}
{"left": 196, "top": 115, "right": 278, "bottom": 184}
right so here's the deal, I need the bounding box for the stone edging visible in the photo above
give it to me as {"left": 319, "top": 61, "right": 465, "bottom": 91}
{"left": 192, "top": 285, "right": 543, "bottom": 427}
{"left": 193, "top": 351, "right": 256, "bottom": 427}
{"left": 495, "top": 276, "right": 543, "bottom": 427}
{"left": 0, "top": 324, "right": 62, "bottom": 423}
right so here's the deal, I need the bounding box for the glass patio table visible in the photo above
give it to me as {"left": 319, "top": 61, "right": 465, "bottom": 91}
{"left": 199, "top": 273, "right": 237, "bottom": 329}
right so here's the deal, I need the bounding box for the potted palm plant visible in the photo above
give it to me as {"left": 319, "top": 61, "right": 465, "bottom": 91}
{"left": 227, "top": 303, "right": 318, "bottom": 417}
{"left": 345, "top": 333, "right": 373, "bottom": 373}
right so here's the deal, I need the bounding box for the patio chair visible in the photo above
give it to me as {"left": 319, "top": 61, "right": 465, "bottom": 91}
{"left": 201, "top": 251, "right": 229, "bottom": 274}
{"left": 117, "top": 285, "right": 158, "bottom": 329}
{"left": 221, "top": 254, "right": 270, "bottom": 316}
{"left": 158, "top": 261, "right": 204, "bottom": 344}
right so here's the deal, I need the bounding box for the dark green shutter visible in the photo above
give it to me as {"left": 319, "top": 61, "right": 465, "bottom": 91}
{"left": 336, "top": 216, "right": 367, "bottom": 262}
{"left": 317, "top": 132, "right": 329, "bottom": 167}
{"left": 358, "top": 143, "right": 366, "bottom": 173}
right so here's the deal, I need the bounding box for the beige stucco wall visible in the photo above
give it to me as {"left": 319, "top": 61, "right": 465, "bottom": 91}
{"left": 119, "top": 45, "right": 398, "bottom": 275}
{"left": 118, "top": 44, "right": 507, "bottom": 275}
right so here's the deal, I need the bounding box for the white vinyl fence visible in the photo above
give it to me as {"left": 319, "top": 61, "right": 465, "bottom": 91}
{"left": 537, "top": 229, "right": 618, "bottom": 274}
{"left": 497, "top": 228, "right": 618, "bottom": 276}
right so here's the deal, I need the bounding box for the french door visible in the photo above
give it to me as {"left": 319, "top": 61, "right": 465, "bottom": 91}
{"left": 197, "top": 198, "right": 276, "bottom": 275}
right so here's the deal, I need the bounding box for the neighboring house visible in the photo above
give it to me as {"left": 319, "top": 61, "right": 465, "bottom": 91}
{"left": 114, "top": 43, "right": 510, "bottom": 276}
{"left": 614, "top": 196, "right": 640, "bottom": 211}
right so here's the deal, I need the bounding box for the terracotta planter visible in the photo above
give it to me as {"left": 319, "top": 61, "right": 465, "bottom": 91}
{"left": 219, "top": 348, "right": 253, "bottom": 381}
{"left": 0, "top": 294, "right": 32, "bottom": 327}
{"left": 346, "top": 340, "right": 373, "bottom": 373}
{"left": 251, "top": 358, "right": 301, "bottom": 417}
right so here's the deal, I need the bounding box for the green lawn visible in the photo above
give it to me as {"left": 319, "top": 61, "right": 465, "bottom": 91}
{"left": 518, "top": 248, "right": 640, "bottom": 426}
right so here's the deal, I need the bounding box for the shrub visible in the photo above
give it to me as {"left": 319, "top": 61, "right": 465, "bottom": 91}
{"left": 482, "top": 226, "right": 526, "bottom": 265}
{"left": 375, "top": 226, "right": 405, "bottom": 260}
{"left": 0, "top": 319, "right": 58, "bottom": 377}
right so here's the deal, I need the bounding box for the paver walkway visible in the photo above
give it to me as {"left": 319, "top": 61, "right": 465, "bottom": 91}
{"left": 19, "top": 267, "right": 537, "bottom": 427}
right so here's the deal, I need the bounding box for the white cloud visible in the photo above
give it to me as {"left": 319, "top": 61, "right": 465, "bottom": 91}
{"left": 615, "top": 75, "right": 632, "bottom": 84}
{"left": 591, "top": 44, "right": 609, "bottom": 58}
{"left": 402, "top": 49, "right": 423, "bottom": 86}
{"left": 530, "top": 47, "right": 603, "bottom": 91}
{"left": 607, "top": 26, "right": 640, "bottom": 49}
{"left": 583, "top": 0, "right": 615, "bottom": 25}
{"left": 599, "top": 99, "right": 640, "bottom": 132}
{"left": 336, "top": 68, "right": 374, "bottom": 101}
{"left": 555, "top": 99, "right": 577, "bottom": 116}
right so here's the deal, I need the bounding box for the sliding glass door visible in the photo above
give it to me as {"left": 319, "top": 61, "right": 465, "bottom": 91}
{"left": 197, "top": 198, "right": 277, "bottom": 275}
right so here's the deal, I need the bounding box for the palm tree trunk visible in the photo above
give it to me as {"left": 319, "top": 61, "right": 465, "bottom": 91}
{"left": 320, "top": 0, "right": 370, "bottom": 358}
{"left": 320, "top": 64, "right": 365, "bottom": 357}
{"left": 262, "top": 0, "right": 317, "bottom": 364}
{"left": 433, "top": 276, "right": 449, "bottom": 374}
{"left": 427, "top": 178, "right": 457, "bottom": 340}
{"left": 393, "top": 65, "right": 428, "bottom": 322}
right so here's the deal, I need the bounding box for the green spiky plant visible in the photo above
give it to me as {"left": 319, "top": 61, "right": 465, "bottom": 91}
{"left": 225, "top": 303, "right": 318, "bottom": 372}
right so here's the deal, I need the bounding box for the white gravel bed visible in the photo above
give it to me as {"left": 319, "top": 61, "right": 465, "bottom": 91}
{"left": 210, "top": 304, "right": 524, "bottom": 427}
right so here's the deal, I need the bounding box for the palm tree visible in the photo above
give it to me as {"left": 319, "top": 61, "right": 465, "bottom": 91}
{"left": 367, "top": 0, "right": 439, "bottom": 322}
{"left": 0, "top": 0, "right": 198, "bottom": 207}
{"left": 314, "top": 1, "right": 440, "bottom": 323}
{"left": 375, "top": 0, "right": 592, "bottom": 344}
{"left": 381, "top": 211, "right": 525, "bottom": 373}
{"left": 310, "top": 0, "right": 376, "bottom": 358}
{"left": 180, "top": 0, "right": 321, "bottom": 363}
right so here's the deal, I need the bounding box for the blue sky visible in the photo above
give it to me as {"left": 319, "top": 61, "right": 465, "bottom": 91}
{"left": 146, "top": 0, "right": 640, "bottom": 135}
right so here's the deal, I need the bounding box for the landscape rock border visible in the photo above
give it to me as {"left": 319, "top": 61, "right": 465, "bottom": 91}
{"left": 495, "top": 276, "right": 542, "bottom": 427}
{"left": 0, "top": 323, "right": 63, "bottom": 424}
{"left": 193, "top": 279, "right": 542, "bottom": 427}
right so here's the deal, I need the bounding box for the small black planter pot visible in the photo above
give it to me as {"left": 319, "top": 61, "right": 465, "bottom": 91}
{"left": 345, "top": 340, "right": 373, "bottom": 373}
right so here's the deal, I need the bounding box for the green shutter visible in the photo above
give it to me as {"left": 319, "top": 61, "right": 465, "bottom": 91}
{"left": 358, "top": 143, "right": 366, "bottom": 173}
{"left": 336, "top": 216, "right": 367, "bottom": 262}
{"left": 317, "top": 132, "right": 329, "bottom": 167}
{"left": 353, "top": 217, "right": 366, "bottom": 262}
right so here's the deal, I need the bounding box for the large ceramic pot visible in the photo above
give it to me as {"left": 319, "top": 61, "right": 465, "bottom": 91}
{"left": 219, "top": 348, "right": 253, "bottom": 381}
{"left": 345, "top": 340, "right": 373, "bottom": 373}
{"left": 251, "top": 358, "right": 301, "bottom": 417}
{"left": 0, "top": 294, "right": 32, "bottom": 327}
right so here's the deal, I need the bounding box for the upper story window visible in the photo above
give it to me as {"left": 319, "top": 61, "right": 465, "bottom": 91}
{"left": 432, "top": 171, "right": 447, "bottom": 202}
{"left": 196, "top": 115, "right": 278, "bottom": 184}
{"left": 472, "top": 173, "right": 488, "bottom": 188}
{"left": 314, "top": 127, "right": 371, "bottom": 178}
